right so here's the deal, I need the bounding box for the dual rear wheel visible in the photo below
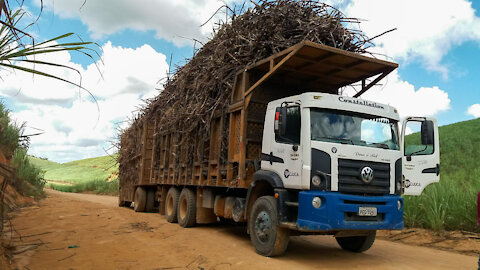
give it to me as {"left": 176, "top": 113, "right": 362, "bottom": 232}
{"left": 165, "top": 187, "right": 196, "bottom": 228}
{"left": 133, "top": 187, "right": 155, "bottom": 212}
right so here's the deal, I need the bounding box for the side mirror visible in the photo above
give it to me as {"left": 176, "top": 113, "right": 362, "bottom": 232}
{"left": 274, "top": 107, "right": 287, "bottom": 136}
{"left": 421, "top": 120, "right": 434, "bottom": 145}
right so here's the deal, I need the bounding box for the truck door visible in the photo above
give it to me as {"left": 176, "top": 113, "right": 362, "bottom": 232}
{"left": 401, "top": 117, "right": 440, "bottom": 195}
{"left": 263, "top": 105, "right": 303, "bottom": 189}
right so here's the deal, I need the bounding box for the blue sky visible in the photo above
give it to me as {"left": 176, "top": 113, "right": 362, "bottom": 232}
{"left": 1, "top": 0, "right": 479, "bottom": 163}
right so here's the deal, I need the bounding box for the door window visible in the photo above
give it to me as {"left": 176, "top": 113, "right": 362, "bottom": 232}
{"left": 275, "top": 106, "right": 300, "bottom": 144}
{"left": 404, "top": 121, "right": 434, "bottom": 156}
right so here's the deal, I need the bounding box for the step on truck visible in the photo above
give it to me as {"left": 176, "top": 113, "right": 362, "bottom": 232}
{"left": 119, "top": 41, "right": 440, "bottom": 256}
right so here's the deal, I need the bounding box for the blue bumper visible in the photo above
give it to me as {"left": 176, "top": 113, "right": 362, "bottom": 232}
{"left": 296, "top": 191, "right": 404, "bottom": 231}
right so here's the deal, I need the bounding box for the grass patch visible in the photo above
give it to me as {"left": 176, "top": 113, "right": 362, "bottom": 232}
{"left": 12, "top": 148, "right": 46, "bottom": 198}
{"left": 403, "top": 118, "right": 480, "bottom": 232}
{"left": 47, "top": 178, "right": 118, "bottom": 196}
{"left": 0, "top": 102, "right": 20, "bottom": 155}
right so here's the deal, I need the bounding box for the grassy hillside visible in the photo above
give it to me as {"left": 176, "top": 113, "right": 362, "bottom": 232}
{"left": 65, "top": 155, "right": 119, "bottom": 175}
{"left": 30, "top": 155, "right": 118, "bottom": 184}
{"left": 30, "top": 155, "right": 119, "bottom": 195}
{"left": 404, "top": 118, "right": 480, "bottom": 231}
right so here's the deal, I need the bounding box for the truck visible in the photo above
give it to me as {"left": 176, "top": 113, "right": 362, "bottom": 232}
{"left": 118, "top": 40, "right": 440, "bottom": 256}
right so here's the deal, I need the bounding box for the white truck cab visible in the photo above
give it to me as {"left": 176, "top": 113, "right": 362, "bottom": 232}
{"left": 261, "top": 92, "right": 440, "bottom": 196}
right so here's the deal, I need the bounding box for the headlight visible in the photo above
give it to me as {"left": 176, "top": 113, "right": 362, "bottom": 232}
{"left": 312, "top": 197, "right": 322, "bottom": 208}
{"left": 397, "top": 200, "right": 402, "bottom": 211}
{"left": 312, "top": 175, "right": 322, "bottom": 186}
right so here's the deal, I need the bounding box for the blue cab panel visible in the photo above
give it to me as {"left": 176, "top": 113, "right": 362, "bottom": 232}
{"left": 296, "top": 191, "right": 404, "bottom": 231}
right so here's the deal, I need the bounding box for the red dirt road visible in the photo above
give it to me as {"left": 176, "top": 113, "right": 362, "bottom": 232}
{"left": 3, "top": 190, "right": 478, "bottom": 269}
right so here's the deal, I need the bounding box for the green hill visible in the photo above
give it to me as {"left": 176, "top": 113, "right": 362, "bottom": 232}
{"left": 30, "top": 155, "right": 118, "bottom": 184}
{"left": 404, "top": 118, "right": 480, "bottom": 231}
{"left": 30, "top": 155, "right": 119, "bottom": 195}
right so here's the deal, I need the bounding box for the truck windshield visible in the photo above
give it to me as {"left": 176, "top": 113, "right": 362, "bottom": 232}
{"left": 310, "top": 109, "right": 399, "bottom": 150}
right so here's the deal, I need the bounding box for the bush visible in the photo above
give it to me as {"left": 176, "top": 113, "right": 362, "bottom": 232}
{"left": 0, "top": 102, "right": 20, "bottom": 157}
{"left": 404, "top": 168, "right": 480, "bottom": 232}
{"left": 47, "top": 178, "right": 119, "bottom": 196}
{"left": 12, "top": 148, "right": 45, "bottom": 198}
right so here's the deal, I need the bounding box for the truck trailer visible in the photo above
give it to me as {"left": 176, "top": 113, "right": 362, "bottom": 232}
{"left": 118, "top": 41, "right": 440, "bottom": 256}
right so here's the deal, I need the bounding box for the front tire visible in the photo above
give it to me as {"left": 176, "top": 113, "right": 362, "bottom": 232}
{"left": 249, "top": 196, "right": 289, "bottom": 257}
{"left": 336, "top": 231, "right": 376, "bottom": 252}
{"left": 178, "top": 188, "right": 196, "bottom": 228}
{"left": 165, "top": 187, "right": 180, "bottom": 223}
{"left": 134, "top": 187, "right": 146, "bottom": 212}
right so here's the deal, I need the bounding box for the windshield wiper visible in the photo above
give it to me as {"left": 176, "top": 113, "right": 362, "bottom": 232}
{"left": 319, "top": 136, "right": 354, "bottom": 145}
{"left": 369, "top": 142, "right": 390, "bottom": 149}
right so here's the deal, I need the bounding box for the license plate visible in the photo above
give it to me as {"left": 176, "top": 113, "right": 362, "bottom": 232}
{"left": 358, "top": 206, "right": 377, "bottom": 217}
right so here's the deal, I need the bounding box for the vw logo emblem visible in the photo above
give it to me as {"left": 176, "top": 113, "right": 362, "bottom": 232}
{"left": 360, "top": 166, "right": 374, "bottom": 183}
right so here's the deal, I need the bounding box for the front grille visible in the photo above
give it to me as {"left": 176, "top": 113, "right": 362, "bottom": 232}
{"left": 338, "top": 159, "right": 390, "bottom": 195}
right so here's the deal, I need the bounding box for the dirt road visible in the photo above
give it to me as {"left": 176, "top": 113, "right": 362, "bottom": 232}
{"left": 3, "top": 190, "right": 477, "bottom": 270}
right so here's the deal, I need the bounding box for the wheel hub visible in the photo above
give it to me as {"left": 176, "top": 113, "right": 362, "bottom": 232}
{"left": 255, "top": 210, "right": 271, "bottom": 242}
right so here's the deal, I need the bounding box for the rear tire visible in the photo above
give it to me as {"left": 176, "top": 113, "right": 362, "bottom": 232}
{"left": 145, "top": 189, "right": 155, "bottom": 212}
{"left": 178, "top": 188, "right": 196, "bottom": 228}
{"left": 165, "top": 187, "right": 180, "bottom": 223}
{"left": 336, "top": 231, "right": 376, "bottom": 252}
{"left": 249, "top": 196, "right": 289, "bottom": 257}
{"left": 134, "top": 187, "right": 146, "bottom": 212}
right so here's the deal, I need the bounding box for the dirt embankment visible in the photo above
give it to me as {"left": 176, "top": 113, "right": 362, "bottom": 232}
{"left": 1, "top": 190, "right": 478, "bottom": 270}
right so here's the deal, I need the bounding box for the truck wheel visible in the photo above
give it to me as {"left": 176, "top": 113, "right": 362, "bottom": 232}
{"left": 178, "top": 188, "right": 196, "bottom": 228}
{"left": 165, "top": 187, "right": 180, "bottom": 223}
{"left": 134, "top": 187, "right": 147, "bottom": 212}
{"left": 336, "top": 231, "right": 376, "bottom": 252}
{"left": 249, "top": 196, "right": 289, "bottom": 257}
{"left": 145, "top": 189, "right": 155, "bottom": 212}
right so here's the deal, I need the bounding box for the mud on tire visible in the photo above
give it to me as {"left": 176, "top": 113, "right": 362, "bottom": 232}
{"left": 177, "top": 188, "right": 196, "bottom": 228}
{"left": 134, "top": 187, "right": 146, "bottom": 212}
{"left": 249, "top": 196, "right": 289, "bottom": 257}
{"left": 165, "top": 187, "right": 180, "bottom": 223}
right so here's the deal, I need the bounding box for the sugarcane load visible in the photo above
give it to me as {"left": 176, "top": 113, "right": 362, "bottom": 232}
{"left": 118, "top": 0, "right": 440, "bottom": 256}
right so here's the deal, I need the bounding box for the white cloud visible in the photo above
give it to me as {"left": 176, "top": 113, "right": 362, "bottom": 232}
{"left": 346, "top": 70, "right": 451, "bottom": 118}
{"left": 37, "top": 0, "right": 238, "bottom": 46}
{"left": 404, "top": 126, "right": 414, "bottom": 136}
{"left": 1, "top": 42, "right": 168, "bottom": 163}
{"left": 345, "top": 0, "right": 480, "bottom": 77}
{"left": 467, "top": 104, "right": 480, "bottom": 118}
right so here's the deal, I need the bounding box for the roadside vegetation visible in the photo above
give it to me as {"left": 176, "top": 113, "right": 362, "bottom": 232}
{"left": 30, "top": 155, "right": 119, "bottom": 196}
{"left": 403, "top": 118, "right": 480, "bottom": 232}
{"left": 0, "top": 102, "right": 45, "bottom": 198}
{"left": 47, "top": 179, "right": 118, "bottom": 195}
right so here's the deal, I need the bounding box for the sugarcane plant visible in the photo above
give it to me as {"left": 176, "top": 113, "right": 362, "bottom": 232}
{"left": 0, "top": 0, "right": 100, "bottom": 87}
